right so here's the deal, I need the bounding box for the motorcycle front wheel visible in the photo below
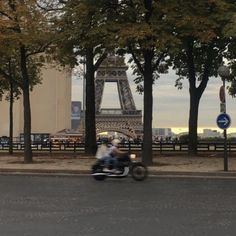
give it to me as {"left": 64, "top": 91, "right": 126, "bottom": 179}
{"left": 131, "top": 163, "right": 148, "bottom": 181}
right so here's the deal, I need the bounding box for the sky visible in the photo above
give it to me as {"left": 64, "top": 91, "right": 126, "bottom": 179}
{"left": 71, "top": 64, "right": 236, "bottom": 134}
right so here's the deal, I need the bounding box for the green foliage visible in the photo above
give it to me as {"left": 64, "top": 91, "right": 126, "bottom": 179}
{"left": 179, "top": 134, "right": 189, "bottom": 143}
{"left": 179, "top": 134, "right": 203, "bottom": 142}
{"left": 228, "top": 78, "right": 236, "bottom": 97}
{"left": 0, "top": 59, "right": 22, "bottom": 101}
{"left": 115, "top": 1, "right": 175, "bottom": 84}
{"left": 55, "top": 0, "right": 118, "bottom": 154}
{"left": 228, "top": 137, "right": 236, "bottom": 142}
{"left": 164, "top": 0, "right": 236, "bottom": 154}
{"left": 112, "top": 1, "right": 179, "bottom": 164}
{"left": 170, "top": 0, "right": 236, "bottom": 83}
{"left": 0, "top": 0, "right": 60, "bottom": 162}
{"left": 0, "top": 0, "right": 57, "bottom": 87}
{"left": 54, "top": 0, "right": 116, "bottom": 67}
{"left": 225, "top": 39, "right": 236, "bottom": 96}
{"left": 200, "top": 137, "right": 224, "bottom": 142}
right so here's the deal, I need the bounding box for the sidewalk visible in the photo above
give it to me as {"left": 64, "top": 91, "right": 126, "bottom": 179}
{"left": 1, "top": 153, "right": 236, "bottom": 177}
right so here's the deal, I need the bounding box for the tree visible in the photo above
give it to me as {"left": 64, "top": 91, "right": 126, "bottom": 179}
{"left": 115, "top": 0, "right": 173, "bottom": 165}
{"left": 0, "top": 0, "right": 57, "bottom": 162}
{"left": 57, "top": 0, "right": 116, "bottom": 155}
{"left": 0, "top": 50, "right": 41, "bottom": 155}
{"left": 224, "top": 10, "right": 236, "bottom": 96}
{"left": 168, "top": 0, "right": 236, "bottom": 155}
{"left": 0, "top": 55, "right": 22, "bottom": 154}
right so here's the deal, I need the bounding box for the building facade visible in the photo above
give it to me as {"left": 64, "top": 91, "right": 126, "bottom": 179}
{"left": 201, "top": 129, "right": 222, "bottom": 138}
{"left": 152, "top": 128, "right": 172, "bottom": 139}
{"left": 0, "top": 64, "right": 72, "bottom": 139}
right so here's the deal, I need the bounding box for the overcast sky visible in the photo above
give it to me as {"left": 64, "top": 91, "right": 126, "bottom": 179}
{"left": 72, "top": 65, "right": 236, "bottom": 134}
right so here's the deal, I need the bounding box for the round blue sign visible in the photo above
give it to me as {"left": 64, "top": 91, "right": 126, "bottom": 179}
{"left": 216, "top": 113, "right": 231, "bottom": 129}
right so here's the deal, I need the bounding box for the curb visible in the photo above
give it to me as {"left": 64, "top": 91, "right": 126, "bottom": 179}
{"left": 148, "top": 170, "right": 236, "bottom": 179}
{"left": 0, "top": 168, "right": 90, "bottom": 176}
{"left": 1, "top": 168, "right": 236, "bottom": 178}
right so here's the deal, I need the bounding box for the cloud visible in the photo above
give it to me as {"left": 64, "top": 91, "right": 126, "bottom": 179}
{"left": 72, "top": 67, "right": 236, "bottom": 130}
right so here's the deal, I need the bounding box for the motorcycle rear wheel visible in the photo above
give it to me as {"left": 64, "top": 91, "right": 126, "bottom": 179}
{"left": 131, "top": 163, "right": 148, "bottom": 181}
{"left": 93, "top": 174, "right": 106, "bottom": 181}
{"left": 92, "top": 164, "right": 107, "bottom": 181}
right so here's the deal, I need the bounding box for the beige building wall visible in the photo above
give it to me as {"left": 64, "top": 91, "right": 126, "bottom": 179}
{"left": 0, "top": 97, "right": 21, "bottom": 137}
{"left": 0, "top": 65, "right": 72, "bottom": 138}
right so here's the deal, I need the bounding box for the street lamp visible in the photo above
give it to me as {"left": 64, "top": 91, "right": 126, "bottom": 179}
{"left": 217, "top": 65, "right": 230, "bottom": 171}
{"left": 79, "top": 58, "right": 86, "bottom": 141}
{"left": 218, "top": 65, "right": 230, "bottom": 79}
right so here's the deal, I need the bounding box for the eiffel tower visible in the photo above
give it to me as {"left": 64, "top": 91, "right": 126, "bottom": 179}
{"left": 95, "top": 55, "right": 143, "bottom": 139}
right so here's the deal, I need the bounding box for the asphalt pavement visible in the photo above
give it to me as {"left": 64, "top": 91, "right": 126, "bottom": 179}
{"left": 1, "top": 175, "right": 236, "bottom": 236}
{"left": 1, "top": 153, "right": 236, "bottom": 177}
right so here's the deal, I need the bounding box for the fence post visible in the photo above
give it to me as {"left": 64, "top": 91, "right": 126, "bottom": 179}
{"left": 128, "top": 141, "right": 131, "bottom": 154}
{"left": 49, "top": 141, "right": 52, "bottom": 153}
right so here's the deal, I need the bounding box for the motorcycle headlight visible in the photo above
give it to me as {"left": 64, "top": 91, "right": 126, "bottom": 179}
{"left": 130, "top": 154, "right": 136, "bottom": 159}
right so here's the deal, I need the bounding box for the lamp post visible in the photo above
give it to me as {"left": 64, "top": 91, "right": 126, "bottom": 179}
{"left": 217, "top": 65, "right": 230, "bottom": 171}
{"left": 80, "top": 58, "right": 86, "bottom": 141}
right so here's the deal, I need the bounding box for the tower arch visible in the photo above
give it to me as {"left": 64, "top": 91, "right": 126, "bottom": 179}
{"left": 95, "top": 56, "right": 143, "bottom": 139}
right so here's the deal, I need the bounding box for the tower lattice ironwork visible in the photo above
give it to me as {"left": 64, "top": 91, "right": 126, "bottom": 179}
{"left": 95, "top": 56, "right": 142, "bottom": 138}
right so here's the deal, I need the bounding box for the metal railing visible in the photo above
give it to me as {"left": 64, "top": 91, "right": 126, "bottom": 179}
{"left": 1, "top": 141, "right": 236, "bottom": 153}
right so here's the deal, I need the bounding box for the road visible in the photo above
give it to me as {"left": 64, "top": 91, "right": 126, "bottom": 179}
{"left": 0, "top": 175, "right": 236, "bottom": 236}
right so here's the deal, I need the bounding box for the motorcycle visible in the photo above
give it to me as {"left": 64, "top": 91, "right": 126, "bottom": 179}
{"left": 91, "top": 154, "right": 148, "bottom": 181}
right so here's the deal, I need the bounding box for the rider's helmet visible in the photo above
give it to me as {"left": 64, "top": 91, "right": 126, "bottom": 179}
{"left": 101, "top": 138, "right": 109, "bottom": 144}
{"left": 111, "top": 139, "right": 120, "bottom": 146}
{"left": 101, "top": 138, "right": 109, "bottom": 145}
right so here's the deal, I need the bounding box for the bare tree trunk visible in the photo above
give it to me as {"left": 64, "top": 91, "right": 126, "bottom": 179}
{"left": 20, "top": 46, "right": 32, "bottom": 163}
{"left": 9, "top": 78, "right": 14, "bottom": 155}
{"left": 188, "top": 90, "right": 200, "bottom": 155}
{"left": 186, "top": 40, "right": 212, "bottom": 155}
{"left": 142, "top": 50, "right": 153, "bottom": 165}
{"left": 84, "top": 48, "right": 97, "bottom": 155}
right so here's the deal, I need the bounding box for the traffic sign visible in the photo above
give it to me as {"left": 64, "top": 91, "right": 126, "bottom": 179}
{"left": 216, "top": 113, "right": 231, "bottom": 129}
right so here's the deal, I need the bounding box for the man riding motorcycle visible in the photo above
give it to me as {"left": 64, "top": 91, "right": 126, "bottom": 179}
{"left": 97, "top": 139, "right": 127, "bottom": 173}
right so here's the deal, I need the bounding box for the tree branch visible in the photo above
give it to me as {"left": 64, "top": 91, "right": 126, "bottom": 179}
{"left": 198, "top": 44, "right": 214, "bottom": 96}
{"left": 152, "top": 52, "right": 166, "bottom": 72}
{"left": 0, "top": 11, "right": 13, "bottom": 21}
{"left": 0, "top": 68, "right": 10, "bottom": 81}
{"left": 128, "top": 44, "right": 144, "bottom": 75}
{"left": 94, "top": 52, "right": 107, "bottom": 71}
{"left": 186, "top": 38, "right": 196, "bottom": 89}
{"left": 26, "top": 40, "right": 55, "bottom": 57}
